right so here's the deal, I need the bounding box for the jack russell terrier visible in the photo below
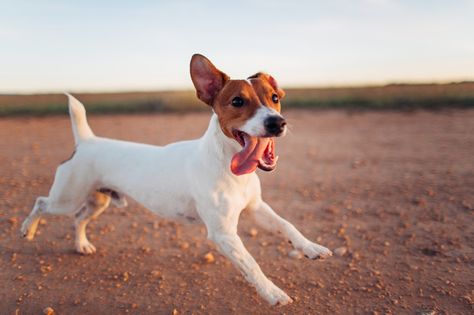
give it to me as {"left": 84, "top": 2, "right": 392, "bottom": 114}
{"left": 21, "top": 54, "right": 332, "bottom": 305}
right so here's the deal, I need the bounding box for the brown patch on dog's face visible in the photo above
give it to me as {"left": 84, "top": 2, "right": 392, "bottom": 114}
{"left": 212, "top": 74, "right": 285, "bottom": 138}
{"left": 212, "top": 80, "right": 260, "bottom": 138}
{"left": 248, "top": 72, "right": 285, "bottom": 98}
{"left": 190, "top": 54, "right": 285, "bottom": 140}
{"left": 247, "top": 72, "right": 285, "bottom": 112}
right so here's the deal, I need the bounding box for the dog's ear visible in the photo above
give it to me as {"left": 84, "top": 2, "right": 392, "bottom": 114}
{"left": 248, "top": 72, "right": 286, "bottom": 99}
{"left": 190, "top": 54, "right": 230, "bottom": 106}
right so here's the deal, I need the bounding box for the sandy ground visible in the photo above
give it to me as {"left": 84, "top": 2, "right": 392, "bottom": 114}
{"left": 0, "top": 109, "right": 473, "bottom": 315}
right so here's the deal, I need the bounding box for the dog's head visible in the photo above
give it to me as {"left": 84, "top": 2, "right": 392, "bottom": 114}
{"left": 190, "top": 54, "right": 287, "bottom": 176}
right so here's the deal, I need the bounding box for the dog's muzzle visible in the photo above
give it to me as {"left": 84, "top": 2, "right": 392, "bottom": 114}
{"left": 264, "top": 115, "right": 286, "bottom": 137}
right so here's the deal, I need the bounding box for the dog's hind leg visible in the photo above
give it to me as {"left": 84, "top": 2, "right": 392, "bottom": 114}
{"left": 21, "top": 160, "right": 91, "bottom": 241}
{"left": 74, "top": 191, "right": 111, "bottom": 255}
{"left": 97, "top": 188, "right": 127, "bottom": 208}
{"left": 21, "top": 196, "right": 48, "bottom": 240}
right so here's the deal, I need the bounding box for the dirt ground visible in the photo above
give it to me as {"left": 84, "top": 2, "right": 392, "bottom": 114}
{"left": 1, "top": 109, "right": 473, "bottom": 315}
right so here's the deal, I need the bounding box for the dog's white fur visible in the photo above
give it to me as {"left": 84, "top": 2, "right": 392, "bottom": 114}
{"left": 240, "top": 105, "right": 285, "bottom": 137}
{"left": 21, "top": 93, "right": 332, "bottom": 305}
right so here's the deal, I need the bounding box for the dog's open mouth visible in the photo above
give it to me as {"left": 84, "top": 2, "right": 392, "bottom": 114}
{"left": 231, "top": 130, "right": 279, "bottom": 175}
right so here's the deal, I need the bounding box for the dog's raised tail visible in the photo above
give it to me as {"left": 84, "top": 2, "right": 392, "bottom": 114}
{"left": 65, "top": 93, "right": 95, "bottom": 144}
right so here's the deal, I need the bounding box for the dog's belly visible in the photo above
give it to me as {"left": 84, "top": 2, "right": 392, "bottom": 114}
{"left": 110, "top": 183, "right": 201, "bottom": 224}
{"left": 88, "top": 137, "right": 203, "bottom": 223}
{"left": 144, "top": 195, "right": 201, "bottom": 224}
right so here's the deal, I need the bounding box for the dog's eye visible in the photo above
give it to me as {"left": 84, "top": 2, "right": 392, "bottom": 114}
{"left": 271, "top": 94, "right": 279, "bottom": 104}
{"left": 231, "top": 96, "right": 244, "bottom": 107}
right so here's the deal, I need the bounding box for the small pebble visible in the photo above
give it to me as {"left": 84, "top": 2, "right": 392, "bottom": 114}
{"left": 122, "top": 271, "right": 130, "bottom": 282}
{"left": 288, "top": 249, "right": 303, "bottom": 259}
{"left": 43, "top": 307, "right": 55, "bottom": 315}
{"left": 203, "top": 252, "right": 215, "bottom": 263}
{"left": 334, "top": 247, "right": 347, "bottom": 257}
{"left": 150, "top": 270, "right": 161, "bottom": 277}
{"left": 8, "top": 217, "right": 18, "bottom": 225}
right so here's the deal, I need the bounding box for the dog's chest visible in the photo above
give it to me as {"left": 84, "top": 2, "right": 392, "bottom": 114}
{"left": 145, "top": 192, "right": 200, "bottom": 223}
{"left": 172, "top": 199, "right": 201, "bottom": 224}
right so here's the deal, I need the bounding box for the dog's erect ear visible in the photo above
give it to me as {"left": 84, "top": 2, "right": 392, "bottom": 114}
{"left": 248, "top": 72, "right": 286, "bottom": 99}
{"left": 190, "top": 54, "right": 230, "bottom": 106}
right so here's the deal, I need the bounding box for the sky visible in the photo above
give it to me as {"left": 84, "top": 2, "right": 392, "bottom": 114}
{"left": 0, "top": 0, "right": 473, "bottom": 93}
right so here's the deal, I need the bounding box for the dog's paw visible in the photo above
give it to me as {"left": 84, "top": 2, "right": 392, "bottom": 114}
{"left": 259, "top": 282, "right": 293, "bottom": 306}
{"left": 302, "top": 243, "right": 332, "bottom": 260}
{"left": 76, "top": 241, "right": 97, "bottom": 255}
{"left": 20, "top": 219, "right": 37, "bottom": 241}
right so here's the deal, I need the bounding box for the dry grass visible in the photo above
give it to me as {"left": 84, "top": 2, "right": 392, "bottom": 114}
{"left": 0, "top": 82, "right": 473, "bottom": 116}
{"left": 284, "top": 82, "right": 474, "bottom": 109}
{"left": 0, "top": 91, "right": 199, "bottom": 116}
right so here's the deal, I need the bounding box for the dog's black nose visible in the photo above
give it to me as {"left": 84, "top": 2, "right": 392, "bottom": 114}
{"left": 264, "top": 115, "right": 286, "bottom": 136}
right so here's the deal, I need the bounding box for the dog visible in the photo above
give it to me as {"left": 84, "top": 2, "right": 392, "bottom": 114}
{"left": 21, "top": 54, "right": 332, "bottom": 305}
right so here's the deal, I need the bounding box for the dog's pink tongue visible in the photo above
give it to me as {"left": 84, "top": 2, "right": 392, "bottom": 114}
{"left": 231, "top": 135, "right": 270, "bottom": 175}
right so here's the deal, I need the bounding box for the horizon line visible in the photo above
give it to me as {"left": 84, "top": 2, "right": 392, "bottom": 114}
{"left": 1, "top": 78, "right": 473, "bottom": 96}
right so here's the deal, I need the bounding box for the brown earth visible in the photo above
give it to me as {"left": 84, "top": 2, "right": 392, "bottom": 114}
{"left": 0, "top": 109, "right": 473, "bottom": 315}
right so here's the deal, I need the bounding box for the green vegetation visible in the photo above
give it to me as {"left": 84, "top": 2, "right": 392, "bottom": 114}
{"left": 1, "top": 82, "right": 473, "bottom": 116}
{"left": 0, "top": 91, "right": 200, "bottom": 116}
{"left": 284, "top": 82, "right": 474, "bottom": 110}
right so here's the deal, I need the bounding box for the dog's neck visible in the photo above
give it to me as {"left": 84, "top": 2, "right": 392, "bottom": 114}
{"left": 198, "top": 113, "right": 245, "bottom": 177}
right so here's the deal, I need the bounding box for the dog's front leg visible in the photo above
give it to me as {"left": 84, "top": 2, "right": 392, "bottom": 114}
{"left": 207, "top": 229, "right": 292, "bottom": 305}
{"left": 200, "top": 201, "right": 292, "bottom": 305}
{"left": 250, "top": 200, "right": 332, "bottom": 260}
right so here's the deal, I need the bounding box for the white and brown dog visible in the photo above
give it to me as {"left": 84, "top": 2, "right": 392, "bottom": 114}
{"left": 21, "top": 54, "right": 332, "bottom": 305}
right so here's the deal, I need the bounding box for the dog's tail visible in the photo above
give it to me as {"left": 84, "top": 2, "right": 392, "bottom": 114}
{"left": 65, "top": 93, "right": 95, "bottom": 144}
